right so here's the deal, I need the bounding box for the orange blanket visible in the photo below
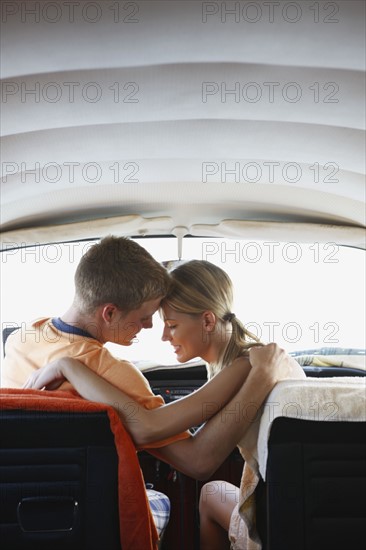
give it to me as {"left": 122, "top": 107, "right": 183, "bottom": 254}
{"left": 0, "top": 388, "right": 159, "bottom": 550}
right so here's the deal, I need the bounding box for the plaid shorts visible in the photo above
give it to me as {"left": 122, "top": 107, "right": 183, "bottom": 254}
{"left": 146, "top": 488, "right": 171, "bottom": 536}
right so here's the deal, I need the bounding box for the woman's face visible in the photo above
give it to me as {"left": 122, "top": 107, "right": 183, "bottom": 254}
{"left": 161, "top": 304, "right": 208, "bottom": 363}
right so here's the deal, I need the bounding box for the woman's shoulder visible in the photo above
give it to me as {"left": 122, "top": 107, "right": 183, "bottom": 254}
{"left": 228, "top": 354, "right": 252, "bottom": 370}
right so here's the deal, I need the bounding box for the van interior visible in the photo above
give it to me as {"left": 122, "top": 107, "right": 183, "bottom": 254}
{"left": 1, "top": 1, "right": 365, "bottom": 549}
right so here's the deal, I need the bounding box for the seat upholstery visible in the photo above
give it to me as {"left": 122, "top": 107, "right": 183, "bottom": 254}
{"left": 0, "top": 409, "right": 121, "bottom": 550}
{"left": 258, "top": 418, "right": 366, "bottom": 550}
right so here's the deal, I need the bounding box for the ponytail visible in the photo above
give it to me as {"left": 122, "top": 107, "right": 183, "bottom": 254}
{"left": 209, "top": 315, "right": 263, "bottom": 378}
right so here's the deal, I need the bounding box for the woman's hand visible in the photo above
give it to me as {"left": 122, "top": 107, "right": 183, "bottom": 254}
{"left": 23, "top": 357, "right": 78, "bottom": 390}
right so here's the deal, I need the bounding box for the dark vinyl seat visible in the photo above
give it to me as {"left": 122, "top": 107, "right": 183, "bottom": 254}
{"left": 257, "top": 417, "right": 366, "bottom": 550}
{"left": 0, "top": 409, "right": 121, "bottom": 550}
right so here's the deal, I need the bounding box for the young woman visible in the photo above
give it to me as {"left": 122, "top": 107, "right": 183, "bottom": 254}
{"left": 25, "top": 260, "right": 305, "bottom": 546}
{"left": 159, "top": 260, "right": 305, "bottom": 549}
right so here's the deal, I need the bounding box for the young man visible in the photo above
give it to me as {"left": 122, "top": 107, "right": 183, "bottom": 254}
{"left": 1, "top": 235, "right": 181, "bottom": 538}
{"left": 2, "top": 235, "right": 170, "bottom": 400}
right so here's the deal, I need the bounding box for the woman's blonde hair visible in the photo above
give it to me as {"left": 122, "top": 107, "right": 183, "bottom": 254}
{"left": 161, "top": 260, "right": 262, "bottom": 377}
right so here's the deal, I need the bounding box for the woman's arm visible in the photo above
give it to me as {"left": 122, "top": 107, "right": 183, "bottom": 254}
{"left": 24, "top": 355, "right": 252, "bottom": 446}
{"left": 151, "top": 343, "right": 297, "bottom": 479}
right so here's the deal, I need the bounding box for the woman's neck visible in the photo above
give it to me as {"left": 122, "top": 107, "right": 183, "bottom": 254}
{"left": 203, "top": 324, "right": 232, "bottom": 365}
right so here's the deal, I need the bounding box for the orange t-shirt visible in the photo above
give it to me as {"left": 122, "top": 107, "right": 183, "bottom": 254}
{"left": 2, "top": 317, "right": 190, "bottom": 449}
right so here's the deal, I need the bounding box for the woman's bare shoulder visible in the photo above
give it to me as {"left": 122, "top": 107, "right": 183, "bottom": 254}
{"left": 227, "top": 354, "right": 252, "bottom": 370}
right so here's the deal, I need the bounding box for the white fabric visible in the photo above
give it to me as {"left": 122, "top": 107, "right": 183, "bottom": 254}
{"left": 229, "top": 358, "right": 305, "bottom": 549}
{"left": 257, "top": 376, "right": 366, "bottom": 479}
{"left": 230, "top": 375, "right": 366, "bottom": 550}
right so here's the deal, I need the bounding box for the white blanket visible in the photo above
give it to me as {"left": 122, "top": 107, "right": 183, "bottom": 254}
{"left": 231, "top": 376, "right": 366, "bottom": 550}
{"left": 257, "top": 376, "right": 366, "bottom": 479}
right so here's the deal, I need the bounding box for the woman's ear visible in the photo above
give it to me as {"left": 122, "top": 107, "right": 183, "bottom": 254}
{"left": 202, "top": 311, "right": 217, "bottom": 332}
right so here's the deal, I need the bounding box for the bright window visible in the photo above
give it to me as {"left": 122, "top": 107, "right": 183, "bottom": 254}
{"left": 1, "top": 237, "right": 365, "bottom": 367}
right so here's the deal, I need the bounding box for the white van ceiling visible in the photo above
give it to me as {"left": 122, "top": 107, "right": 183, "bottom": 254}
{"left": 1, "top": 0, "right": 365, "bottom": 246}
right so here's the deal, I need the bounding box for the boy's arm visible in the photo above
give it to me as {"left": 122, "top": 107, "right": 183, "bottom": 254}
{"left": 24, "top": 344, "right": 291, "bottom": 450}
{"left": 24, "top": 354, "right": 252, "bottom": 445}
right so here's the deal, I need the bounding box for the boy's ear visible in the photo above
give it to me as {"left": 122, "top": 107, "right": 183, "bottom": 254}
{"left": 202, "top": 311, "right": 216, "bottom": 332}
{"left": 101, "top": 304, "right": 119, "bottom": 324}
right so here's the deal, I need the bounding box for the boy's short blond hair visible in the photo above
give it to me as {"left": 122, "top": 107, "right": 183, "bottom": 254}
{"left": 74, "top": 236, "right": 170, "bottom": 314}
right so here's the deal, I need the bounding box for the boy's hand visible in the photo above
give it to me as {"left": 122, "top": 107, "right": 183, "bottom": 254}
{"left": 23, "top": 359, "right": 67, "bottom": 390}
{"left": 248, "top": 343, "right": 293, "bottom": 384}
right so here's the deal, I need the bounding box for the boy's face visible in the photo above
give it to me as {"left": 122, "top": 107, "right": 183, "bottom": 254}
{"left": 110, "top": 297, "right": 162, "bottom": 345}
